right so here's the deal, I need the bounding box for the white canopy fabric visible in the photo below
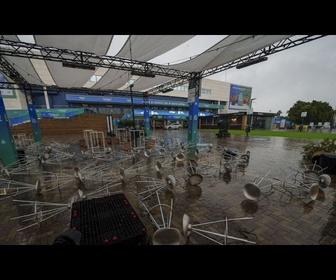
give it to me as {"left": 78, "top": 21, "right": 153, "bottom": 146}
{"left": 0, "top": 35, "right": 293, "bottom": 92}
{"left": 91, "top": 35, "right": 196, "bottom": 91}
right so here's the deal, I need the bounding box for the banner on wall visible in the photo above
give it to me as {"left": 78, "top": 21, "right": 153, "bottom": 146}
{"left": 229, "top": 84, "right": 252, "bottom": 110}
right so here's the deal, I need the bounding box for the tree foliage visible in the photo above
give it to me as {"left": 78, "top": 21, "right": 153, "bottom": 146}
{"left": 287, "top": 100, "right": 334, "bottom": 125}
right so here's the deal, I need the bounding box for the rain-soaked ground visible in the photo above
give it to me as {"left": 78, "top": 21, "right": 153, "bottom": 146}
{"left": 1, "top": 128, "right": 336, "bottom": 245}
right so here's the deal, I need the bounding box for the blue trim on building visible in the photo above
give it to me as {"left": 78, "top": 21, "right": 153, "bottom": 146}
{"left": 64, "top": 93, "right": 222, "bottom": 109}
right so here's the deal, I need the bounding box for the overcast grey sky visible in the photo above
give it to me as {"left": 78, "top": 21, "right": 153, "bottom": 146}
{"left": 208, "top": 35, "right": 336, "bottom": 115}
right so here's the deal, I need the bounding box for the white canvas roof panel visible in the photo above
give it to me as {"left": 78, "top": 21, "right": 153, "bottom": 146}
{"left": 0, "top": 35, "right": 294, "bottom": 92}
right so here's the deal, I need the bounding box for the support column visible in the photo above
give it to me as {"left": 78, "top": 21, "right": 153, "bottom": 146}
{"left": 143, "top": 93, "right": 150, "bottom": 138}
{"left": 187, "top": 75, "right": 202, "bottom": 153}
{"left": 0, "top": 92, "right": 18, "bottom": 166}
{"left": 25, "top": 89, "right": 42, "bottom": 142}
{"left": 129, "top": 84, "right": 136, "bottom": 129}
{"left": 43, "top": 86, "right": 50, "bottom": 109}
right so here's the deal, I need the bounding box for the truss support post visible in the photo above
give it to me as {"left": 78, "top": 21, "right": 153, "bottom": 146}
{"left": 143, "top": 93, "right": 151, "bottom": 139}
{"left": 187, "top": 73, "right": 201, "bottom": 153}
{"left": 0, "top": 92, "right": 18, "bottom": 166}
{"left": 25, "top": 89, "right": 42, "bottom": 143}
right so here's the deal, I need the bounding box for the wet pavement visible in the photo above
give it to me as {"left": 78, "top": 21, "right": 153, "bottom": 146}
{"left": 1, "top": 129, "right": 336, "bottom": 245}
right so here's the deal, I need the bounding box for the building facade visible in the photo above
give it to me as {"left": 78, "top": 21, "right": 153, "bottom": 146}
{"left": 2, "top": 76, "right": 261, "bottom": 129}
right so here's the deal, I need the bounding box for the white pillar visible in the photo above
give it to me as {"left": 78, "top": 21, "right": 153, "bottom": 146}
{"left": 43, "top": 86, "right": 50, "bottom": 109}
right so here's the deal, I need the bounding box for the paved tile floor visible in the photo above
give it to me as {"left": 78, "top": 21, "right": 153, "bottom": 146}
{"left": 1, "top": 129, "right": 335, "bottom": 245}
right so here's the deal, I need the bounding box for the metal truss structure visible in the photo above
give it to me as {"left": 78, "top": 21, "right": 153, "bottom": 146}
{"left": 0, "top": 82, "right": 146, "bottom": 97}
{"left": 0, "top": 35, "right": 327, "bottom": 97}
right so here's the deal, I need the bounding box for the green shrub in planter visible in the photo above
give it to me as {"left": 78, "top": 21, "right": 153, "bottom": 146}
{"left": 118, "top": 119, "right": 134, "bottom": 128}
{"left": 301, "top": 138, "right": 336, "bottom": 161}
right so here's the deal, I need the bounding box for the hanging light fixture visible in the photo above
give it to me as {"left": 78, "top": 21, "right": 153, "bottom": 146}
{"left": 130, "top": 69, "right": 155, "bottom": 78}
{"left": 236, "top": 57, "right": 268, "bottom": 69}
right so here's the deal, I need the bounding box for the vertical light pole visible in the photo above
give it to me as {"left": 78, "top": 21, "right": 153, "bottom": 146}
{"left": 250, "top": 98, "right": 256, "bottom": 126}
{"left": 129, "top": 82, "right": 136, "bottom": 129}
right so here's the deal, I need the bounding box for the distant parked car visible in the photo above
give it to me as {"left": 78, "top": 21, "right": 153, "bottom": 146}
{"left": 164, "top": 123, "right": 182, "bottom": 130}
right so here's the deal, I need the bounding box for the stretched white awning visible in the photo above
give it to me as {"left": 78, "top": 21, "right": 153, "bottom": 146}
{"left": 0, "top": 35, "right": 293, "bottom": 92}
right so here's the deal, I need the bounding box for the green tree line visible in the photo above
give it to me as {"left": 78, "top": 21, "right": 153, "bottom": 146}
{"left": 287, "top": 100, "right": 335, "bottom": 125}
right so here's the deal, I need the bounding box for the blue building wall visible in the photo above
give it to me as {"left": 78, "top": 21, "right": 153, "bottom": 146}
{"left": 31, "top": 91, "right": 222, "bottom": 113}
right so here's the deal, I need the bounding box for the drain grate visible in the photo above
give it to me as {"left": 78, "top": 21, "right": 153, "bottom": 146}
{"left": 70, "top": 193, "right": 147, "bottom": 245}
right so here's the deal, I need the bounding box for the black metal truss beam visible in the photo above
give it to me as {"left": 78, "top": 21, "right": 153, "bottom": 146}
{"left": 147, "top": 72, "right": 202, "bottom": 95}
{"left": 0, "top": 81, "right": 145, "bottom": 97}
{"left": 0, "top": 35, "right": 327, "bottom": 97}
{"left": 0, "top": 38, "right": 191, "bottom": 80}
{"left": 147, "top": 35, "right": 327, "bottom": 94}
{"left": 0, "top": 81, "right": 17, "bottom": 89}
{"left": 146, "top": 78, "right": 189, "bottom": 95}
{"left": 200, "top": 35, "right": 327, "bottom": 78}
{"left": 0, "top": 55, "right": 30, "bottom": 89}
{"left": 44, "top": 85, "right": 145, "bottom": 97}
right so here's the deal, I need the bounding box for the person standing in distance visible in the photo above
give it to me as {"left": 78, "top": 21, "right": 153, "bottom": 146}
{"left": 245, "top": 124, "right": 251, "bottom": 136}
